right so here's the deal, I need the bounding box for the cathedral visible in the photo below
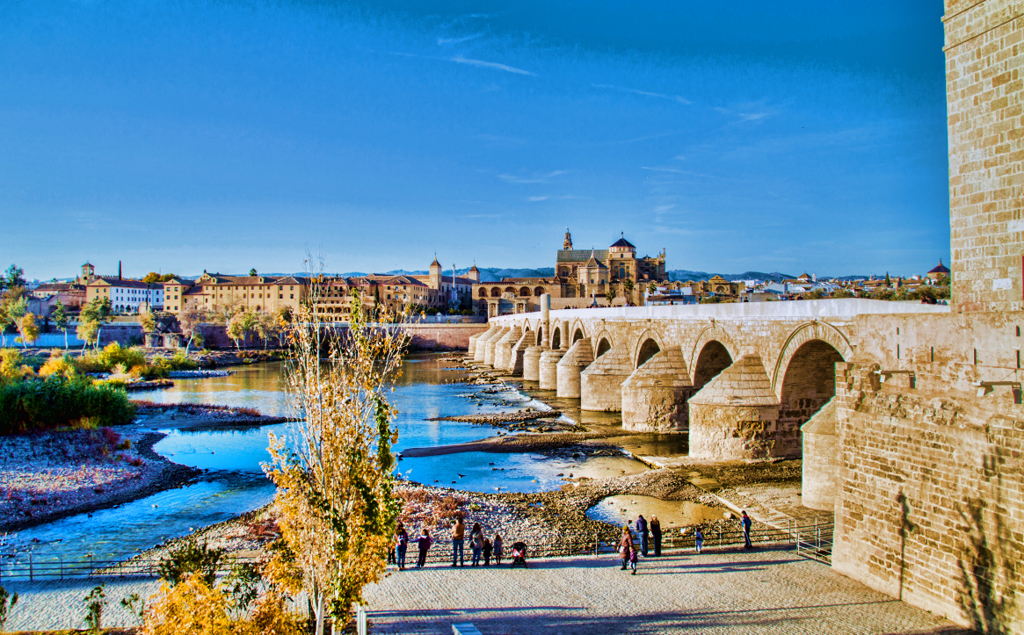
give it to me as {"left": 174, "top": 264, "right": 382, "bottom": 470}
{"left": 472, "top": 229, "right": 667, "bottom": 316}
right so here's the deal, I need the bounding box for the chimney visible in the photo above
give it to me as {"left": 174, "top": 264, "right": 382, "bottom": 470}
{"left": 118, "top": 261, "right": 122, "bottom": 280}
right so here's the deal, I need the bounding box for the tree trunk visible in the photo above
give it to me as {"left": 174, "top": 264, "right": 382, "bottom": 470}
{"left": 314, "top": 592, "right": 325, "bottom": 635}
{"left": 63, "top": 328, "right": 68, "bottom": 350}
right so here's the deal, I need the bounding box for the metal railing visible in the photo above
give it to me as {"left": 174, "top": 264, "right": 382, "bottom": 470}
{"left": 0, "top": 552, "right": 261, "bottom": 583}
{"left": 0, "top": 519, "right": 834, "bottom": 581}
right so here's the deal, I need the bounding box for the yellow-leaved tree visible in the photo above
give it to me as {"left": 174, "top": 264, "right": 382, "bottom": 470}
{"left": 264, "top": 267, "right": 406, "bottom": 635}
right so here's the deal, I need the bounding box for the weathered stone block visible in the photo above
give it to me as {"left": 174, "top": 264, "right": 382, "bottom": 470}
{"left": 621, "top": 348, "right": 694, "bottom": 432}
{"left": 556, "top": 338, "right": 594, "bottom": 398}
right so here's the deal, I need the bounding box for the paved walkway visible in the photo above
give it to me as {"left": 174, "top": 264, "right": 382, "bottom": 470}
{"left": 363, "top": 547, "right": 969, "bottom": 635}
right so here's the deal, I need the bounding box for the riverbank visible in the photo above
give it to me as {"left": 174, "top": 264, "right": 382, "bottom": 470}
{"left": 131, "top": 402, "right": 295, "bottom": 430}
{"left": 0, "top": 428, "right": 200, "bottom": 533}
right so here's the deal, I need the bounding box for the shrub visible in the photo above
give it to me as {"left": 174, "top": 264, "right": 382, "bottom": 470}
{"left": 157, "top": 540, "right": 224, "bottom": 588}
{"left": 38, "top": 351, "right": 78, "bottom": 379}
{"left": 0, "top": 349, "right": 33, "bottom": 383}
{"left": 0, "top": 375, "right": 136, "bottom": 434}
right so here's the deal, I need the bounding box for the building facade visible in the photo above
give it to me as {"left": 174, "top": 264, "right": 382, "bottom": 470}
{"left": 86, "top": 278, "right": 164, "bottom": 314}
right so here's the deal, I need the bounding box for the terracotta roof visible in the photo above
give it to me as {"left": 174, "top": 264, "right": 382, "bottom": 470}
{"left": 558, "top": 249, "right": 609, "bottom": 262}
{"left": 88, "top": 278, "right": 159, "bottom": 290}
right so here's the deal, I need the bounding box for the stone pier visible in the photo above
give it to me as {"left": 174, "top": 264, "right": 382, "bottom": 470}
{"left": 523, "top": 345, "right": 547, "bottom": 381}
{"left": 556, "top": 338, "right": 594, "bottom": 398}
{"left": 493, "top": 325, "right": 521, "bottom": 370}
{"left": 687, "top": 355, "right": 781, "bottom": 461}
{"left": 621, "top": 348, "right": 694, "bottom": 432}
{"left": 483, "top": 326, "right": 509, "bottom": 366}
{"left": 472, "top": 325, "right": 502, "bottom": 363}
{"left": 800, "top": 398, "right": 837, "bottom": 511}
{"left": 579, "top": 343, "right": 634, "bottom": 412}
{"left": 538, "top": 349, "right": 565, "bottom": 390}
{"left": 508, "top": 331, "right": 531, "bottom": 374}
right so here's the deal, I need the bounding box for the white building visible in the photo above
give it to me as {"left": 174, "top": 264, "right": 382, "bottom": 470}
{"left": 86, "top": 278, "right": 164, "bottom": 314}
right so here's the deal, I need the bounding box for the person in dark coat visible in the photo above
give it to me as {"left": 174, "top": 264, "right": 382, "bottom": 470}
{"left": 482, "top": 538, "right": 493, "bottom": 566}
{"left": 416, "top": 529, "right": 432, "bottom": 568}
{"left": 650, "top": 515, "right": 662, "bottom": 557}
{"left": 395, "top": 522, "right": 409, "bottom": 570}
{"left": 636, "top": 514, "right": 649, "bottom": 557}
{"left": 618, "top": 526, "right": 634, "bottom": 570}
{"left": 741, "top": 511, "right": 753, "bottom": 549}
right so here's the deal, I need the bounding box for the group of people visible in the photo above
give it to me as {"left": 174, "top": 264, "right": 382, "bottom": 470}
{"left": 391, "top": 517, "right": 505, "bottom": 570}
{"left": 392, "top": 509, "right": 755, "bottom": 573}
{"left": 450, "top": 517, "right": 504, "bottom": 567}
{"left": 616, "top": 510, "right": 754, "bottom": 574}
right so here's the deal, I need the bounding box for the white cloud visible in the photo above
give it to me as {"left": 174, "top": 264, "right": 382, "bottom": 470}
{"left": 450, "top": 56, "right": 535, "bottom": 76}
{"left": 592, "top": 83, "right": 691, "bottom": 105}
{"left": 498, "top": 170, "right": 568, "bottom": 184}
{"left": 527, "top": 196, "right": 549, "bottom": 202}
{"left": 437, "top": 33, "right": 484, "bottom": 46}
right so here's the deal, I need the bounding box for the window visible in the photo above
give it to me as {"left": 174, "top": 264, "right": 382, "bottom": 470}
{"left": 290, "top": 294, "right": 294, "bottom": 299}
{"left": 279, "top": 294, "right": 283, "bottom": 299}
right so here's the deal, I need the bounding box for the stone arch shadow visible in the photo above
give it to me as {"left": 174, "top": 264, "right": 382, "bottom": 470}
{"left": 569, "top": 318, "right": 588, "bottom": 345}
{"left": 631, "top": 328, "right": 665, "bottom": 369}
{"left": 689, "top": 325, "right": 739, "bottom": 391}
{"left": 591, "top": 329, "right": 614, "bottom": 358}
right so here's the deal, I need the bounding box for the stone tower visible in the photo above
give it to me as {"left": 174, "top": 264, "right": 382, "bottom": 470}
{"left": 467, "top": 263, "right": 481, "bottom": 283}
{"left": 428, "top": 255, "right": 442, "bottom": 290}
{"left": 944, "top": 0, "right": 1024, "bottom": 312}
{"left": 563, "top": 227, "right": 573, "bottom": 250}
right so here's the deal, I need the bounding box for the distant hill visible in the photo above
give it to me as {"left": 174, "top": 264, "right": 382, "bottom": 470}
{"left": 667, "top": 270, "right": 794, "bottom": 283}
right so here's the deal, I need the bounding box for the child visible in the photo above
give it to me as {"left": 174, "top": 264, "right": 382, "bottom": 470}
{"left": 629, "top": 543, "right": 639, "bottom": 575}
{"left": 493, "top": 534, "right": 504, "bottom": 565}
{"left": 482, "top": 538, "right": 493, "bottom": 566}
{"left": 416, "top": 528, "right": 432, "bottom": 568}
{"left": 694, "top": 527, "right": 704, "bottom": 554}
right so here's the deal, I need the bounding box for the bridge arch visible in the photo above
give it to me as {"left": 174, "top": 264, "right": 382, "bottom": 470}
{"left": 632, "top": 328, "right": 665, "bottom": 368}
{"left": 551, "top": 324, "right": 562, "bottom": 350}
{"left": 592, "top": 330, "right": 613, "bottom": 358}
{"left": 692, "top": 340, "right": 733, "bottom": 391}
{"left": 770, "top": 321, "right": 854, "bottom": 398}
{"left": 689, "top": 324, "right": 739, "bottom": 369}
{"left": 569, "top": 318, "right": 588, "bottom": 344}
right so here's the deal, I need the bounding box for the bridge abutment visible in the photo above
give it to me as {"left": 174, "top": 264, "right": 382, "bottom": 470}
{"left": 800, "top": 398, "right": 837, "bottom": 511}
{"left": 484, "top": 327, "right": 510, "bottom": 366}
{"left": 473, "top": 325, "right": 502, "bottom": 363}
{"left": 493, "top": 326, "right": 521, "bottom": 370}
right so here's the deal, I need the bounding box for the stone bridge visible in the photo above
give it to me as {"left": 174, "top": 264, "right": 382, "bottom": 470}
{"left": 471, "top": 297, "right": 948, "bottom": 463}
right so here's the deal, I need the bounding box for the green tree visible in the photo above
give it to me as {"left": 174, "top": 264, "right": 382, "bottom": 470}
{"left": 3, "top": 265, "right": 25, "bottom": 291}
{"left": 178, "top": 305, "right": 204, "bottom": 354}
{"left": 647, "top": 281, "right": 657, "bottom": 294}
{"left": 138, "top": 307, "right": 156, "bottom": 335}
{"left": 604, "top": 289, "right": 615, "bottom": 305}
{"left": 3, "top": 297, "right": 28, "bottom": 348}
{"left": 264, "top": 275, "right": 406, "bottom": 635}
{"left": 78, "top": 297, "right": 112, "bottom": 348}
{"left": 53, "top": 301, "right": 70, "bottom": 349}
{"left": 249, "top": 268, "right": 257, "bottom": 277}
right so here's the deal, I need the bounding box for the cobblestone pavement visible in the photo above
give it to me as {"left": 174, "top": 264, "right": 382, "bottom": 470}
{"left": 4, "top": 577, "right": 162, "bottom": 631}
{"left": 363, "top": 546, "right": 970, "bottom": 635}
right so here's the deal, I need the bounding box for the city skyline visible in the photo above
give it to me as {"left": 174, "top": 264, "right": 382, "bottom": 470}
{"left": 2, "top": 1, "right": 949, "bottom": 280}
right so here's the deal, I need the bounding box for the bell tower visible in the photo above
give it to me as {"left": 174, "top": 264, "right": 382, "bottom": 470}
{"left": 428, "top": 255, "right": 443, "bottom": 290}
{"left": 563, "top": 227, "right": 573, "bottom": 250}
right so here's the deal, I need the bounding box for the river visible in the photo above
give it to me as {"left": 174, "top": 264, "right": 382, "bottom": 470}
{"left": 7, "top": 355, "right": 635, "bottom": 562}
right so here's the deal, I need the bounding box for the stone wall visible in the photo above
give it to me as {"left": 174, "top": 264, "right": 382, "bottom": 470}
{"left": 405, "top": 324, "right": 489, "bottom": 351}
{"left": 832, "top": 310, "right": 1024, "bottom": 632}
{"left": 944, "top": 0, "right": 1024, "bottom": 312}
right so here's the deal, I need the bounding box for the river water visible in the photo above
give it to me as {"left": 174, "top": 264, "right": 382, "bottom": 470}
{"left": 8, "top": 355, "right": 632, "bottom": 562}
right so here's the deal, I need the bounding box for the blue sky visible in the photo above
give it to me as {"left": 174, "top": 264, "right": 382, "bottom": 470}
{"left": 0, "top": 0, "right": 949, "bottom": 280}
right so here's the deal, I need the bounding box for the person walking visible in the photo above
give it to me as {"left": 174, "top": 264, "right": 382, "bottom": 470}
{"left": 629, "top": 543, "right": 639, "bottom": 575}
{"left": 637, "top": 514, "right": 649, "bottom": 557}
{"left": 618, "top": 526, "right": 634, "bottom": 570}
{"left": 493, "top": 534, "right": 504, "bottom": 565}
{"left": 395, "top": 523, "right": 409, "bottom": 570}
{"left": 650, "top": 515, "right": 662, "bottom": 557}
{"left": 482, "top": 538, "right": 493, "bottom": 566}
{"left": 741, "top": 510, "right": 753, "bottom": 549}
{"left": 416, "top": 528, "right": 432, "bottom": 568}
{"left": 452, "top": 517, "right": 465, "bottom": 567}
{"left": 694, "top": 526, "right": 704, "bottom": 554}
{"left": 470, "top": 523, "right": 484, "bottom": 566}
